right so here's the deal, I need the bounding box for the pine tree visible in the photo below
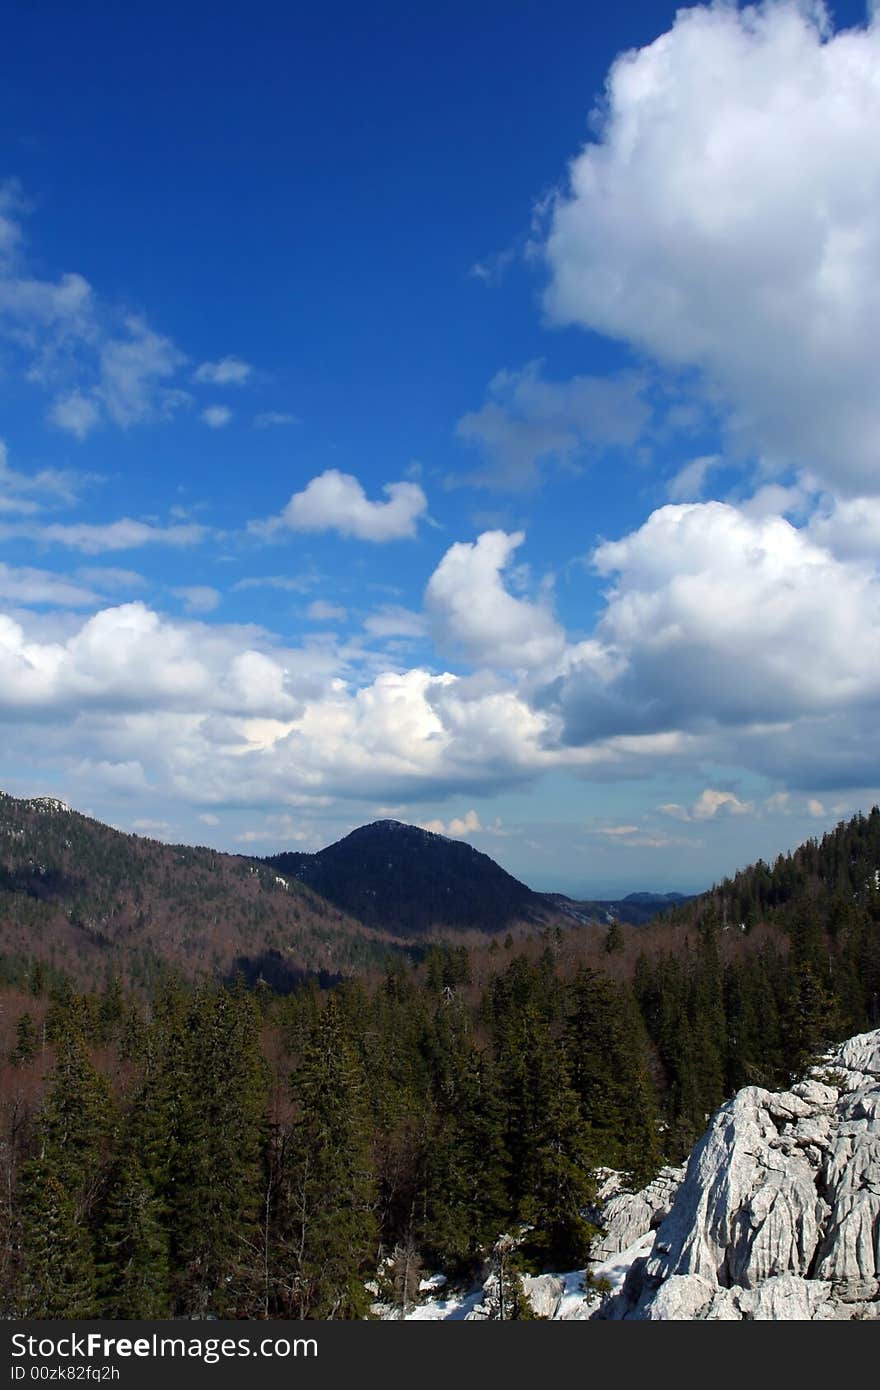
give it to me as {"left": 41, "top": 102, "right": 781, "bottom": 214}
{"left": 95, "top": 1150, "right": 170, "bottom": 1318}
{"left": 275, "top": 997, "right": 378, "bottom": 1318}
{"left": 9, "top": 1013, "right": 37, "bottom": 1065}
{"left": 18, "top": 1163, "right": 98, "bottom": 1317}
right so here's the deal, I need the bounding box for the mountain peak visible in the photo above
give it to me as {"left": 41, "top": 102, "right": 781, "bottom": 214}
{"left": 265, "top": 818, "right": 549, "bottom": 937}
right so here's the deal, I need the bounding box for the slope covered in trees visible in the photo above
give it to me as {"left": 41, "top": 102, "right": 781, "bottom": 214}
{"left": 0, "top": 792, "right": 399, "bottom": 988}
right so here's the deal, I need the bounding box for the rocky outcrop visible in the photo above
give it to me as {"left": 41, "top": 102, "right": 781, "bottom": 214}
{"left": 602, "top": 1030, "right": 880, "bottom": 1319}
{"left": 590, "top": 1165, "right": 685, "bottom": 1262}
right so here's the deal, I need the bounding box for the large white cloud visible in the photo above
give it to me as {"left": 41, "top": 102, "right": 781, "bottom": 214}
{"left": 543, "top": 1, "right": 880, "bottom": 493}
{"left": 0, "top": 603, "right": 306, "bottom": 718}
{"left": 253, "top": 469, "right": 427, "bottom": 542}
{"left": 425, "top": 529, "right": 565, "bottom": 671}
{"left": 542, "top": 501, "right": 880, "bottom": 744}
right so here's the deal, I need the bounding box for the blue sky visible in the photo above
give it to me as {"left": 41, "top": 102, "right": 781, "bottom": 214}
{"left": 1, "top": 0, "right": 879, "bottom": 895}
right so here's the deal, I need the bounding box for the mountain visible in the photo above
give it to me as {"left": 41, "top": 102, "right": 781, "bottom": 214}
{"left": 0, "top": 791, "right": 401, "bottom": 989}
{"left": 264, "top": 819, "right": 559, "bottom": 937}
{"left": 599, "top": 1028, "right": 880, "bottom": 1320}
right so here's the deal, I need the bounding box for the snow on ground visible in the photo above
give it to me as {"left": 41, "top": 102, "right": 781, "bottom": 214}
{"left": 391, "top": 1230, "right": 654, "bottom": 1321}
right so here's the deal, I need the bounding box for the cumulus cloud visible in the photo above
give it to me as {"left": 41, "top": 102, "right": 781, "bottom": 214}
{"left": 456, "top": 361, "right": 652, "bottom": 490}
{"left": 420, "top": 809, "right": 482, "bottom": 837}
{"left": 660, "top": 789, "right": 753, "bottom": 823}
{"left": 544, "top": 501, "right": 880, "bottom": 745}
{"left": 193, "top": 356, "right": 252, "bottom": 386}
{"left": 252, "top": 470, "right": 428, "bottom": 542}
{"left": 808, "top": 495, "right": 880, "bottom": 562}
{"left": 201, "top": 405, "right": 233, "bottom": 428}
{"left": 543, "top": 1, "right": 880, "bottom": 494}
{"left": 425, "top": 530, "right": 565, "bottom": 670}
{"left": 0, "top": 602, "right": 306, "bottom": 720}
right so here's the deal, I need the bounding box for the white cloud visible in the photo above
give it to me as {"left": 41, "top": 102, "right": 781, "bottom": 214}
{"left": 363, "top": 605, "right": 426, "bottom": 639}
{"left": 425, "top": 530, "right": 565, "bottom": 671}
{"left": 0, "top": 193, "right": 190, "bottom": 436}
{"left": 666, "top": 454, "right": 720, "bottom": 503}
{"left": 193, "top": 356, "right": 252, "bottom": 386}
{"left": 232, "top": 572, "right": 320, "bottom": 595}
{"left": 456, "top": 361, "right": 651, "bottom": 490}
{"left": 92, "top": 316, "right": 188, "bottom": 430}
{"left": 253, "top": 469, "right": 428, "bottom": 542}
{"left": 172, "top": 585, "right": 221, "bottom": 614}
{"left": 543, "top": 2, "right": 880, "bottom": 494}
{"left": 0, "top": 440, "right": 83, "bottom": 511}
{"left": 808, "top": 495, "right": 880, "bottom": 562}
{"left": 76, "top": 567, "right": 146, "bottom": 592}
{"left": 692, "top": 789, "right": 752, "bottom": 821}
{"left": 0, "top": 562, "right": 99, "bottom": 608}
{"left": 306, "top": 599, "right": 348, "bottom": 623}
{"left": 48, "top": 391, "right": 102, "bottom": 440}
{"left": 660, "top": 790, "right": 752, "bottom": 823}
{"left": 420, "top": 809, "right": 482, "bottom": 837}
{"left": 0, "top": 602, "right": 306, "bottom": 720}
{"left": 808, "top": 797, "right": 826, "bottom": 818}
{"left": 201, "top": 405, "right": 233, "bottom": 429}
{"left": 0, "top": 518, "right": 208, "bottom": 553}
{"left": 545, "top": 501, "right": 880, "bottom": 746}
{"left": 595, "top": 823, "right": 640, "bottom": 836}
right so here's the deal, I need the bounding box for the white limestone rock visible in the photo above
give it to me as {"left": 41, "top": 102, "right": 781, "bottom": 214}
{"left": 522, "top": 1274, "right": 565, "bottom": 1319}
{"left": 591, "top": 1165, "right": 685, "bottom": 1261}
{"left": 601, "top": 1029, "right": 880, "bottom": 1320}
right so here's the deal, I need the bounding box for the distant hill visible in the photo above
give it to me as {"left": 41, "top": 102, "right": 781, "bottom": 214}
{"left": 265, "top": 819, "right": 559, "bottom": 937}
{"left": 0, "top": 791, "right": 400, "bottom": 989}
{"left": 544, "top": 890, "right": 695, "bottom": 927}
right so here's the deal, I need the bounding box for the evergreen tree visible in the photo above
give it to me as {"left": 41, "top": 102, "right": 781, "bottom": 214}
{"left": 275, "top": 997, "right": 378, "bottom": 1318}
{"left": 17, "top": 1163, "right": 98, "bottom": 1317}
{"left": 9, "top": 1013, "right": 37, "bottom": 1065}
{"left": 96, "top": 1150, "right": 170, "bottom": 1318}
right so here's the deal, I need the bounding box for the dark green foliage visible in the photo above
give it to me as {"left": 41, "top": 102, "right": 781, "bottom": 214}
{"left": 96, "top": 1151, "right": 170, "bottom": 1318}
{"left": 266, "top": 819, "right": 550, "bottom": 936}
{"left": 273, "top": 997, "right": 378, "bottom": 1318}
{"left": 9, "top": 1013, "right": 37, "bottom": 1065}
{"left": 18, "top": 1164, "right": 98, "bottom": 1317}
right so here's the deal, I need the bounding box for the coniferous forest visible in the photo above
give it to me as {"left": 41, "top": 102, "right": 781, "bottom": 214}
{"left": 0, "top": 807, "right": 879, "bottom": 1318}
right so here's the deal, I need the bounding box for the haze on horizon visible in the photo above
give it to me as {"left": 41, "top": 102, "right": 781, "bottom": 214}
{"left": 1, "top": 0, "right": 879, "bottom": 898}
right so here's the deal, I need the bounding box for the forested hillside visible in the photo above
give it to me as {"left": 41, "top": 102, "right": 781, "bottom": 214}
{"left": 1, "top": 808, "right": 878, "bottom": 1318}
{"left": 0, "top": 792, "right": 400, "bottom": 988}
